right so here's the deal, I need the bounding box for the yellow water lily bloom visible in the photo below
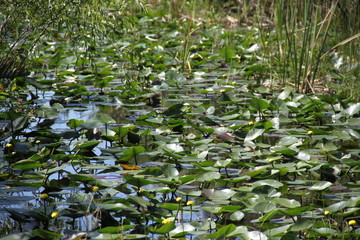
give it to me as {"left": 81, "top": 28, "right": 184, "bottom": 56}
{"left": 349, "top": 220, "right": 356, "bottom": 225}
{"left": 51, "top": 211, "right": 59, "bottom": 218}
{"left": 162, "top": 219, "right": 172, "bottom": 224}
{"left": 186, "top": 200, "right": 195, "bottom": 206}
{"left": 91, "top": 186, "right": 99, "bottom": 192}
{"left": 176, "top": 197, "right": 182, "bottom": 202}
{"left": 40, "top": 193, "right": 49, "bottom": 199}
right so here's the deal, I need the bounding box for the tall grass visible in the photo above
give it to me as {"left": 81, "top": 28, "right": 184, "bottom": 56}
{"left": 272, "top": 0, "right": 333, "bottom": 93}
{"left": 235, "top": 0, "right": 359, "bottom": 95}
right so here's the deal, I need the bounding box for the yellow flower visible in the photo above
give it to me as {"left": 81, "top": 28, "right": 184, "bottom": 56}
{"left": 268, "top": 158, "right": 276, "bottom": 163}
{"left": 264, "top": 41, "right": 268, "bottom": 45}
{"left": 162, "top": 218, "right": 172, "bottom": 224}
{"left": 186, "top": 200, "right": 195, "bottom": 206}
{"left": 176, "top": 197, "right": 182, "bottom": 202}
{"left": 51, "top": 211, "right": 59, "bottom": 218}
{"left": 307, "top": 130, "right": 314, "bottom": 135}
{"left": 36, "top": 140, "right": 41, "bottom": 144}
{"left": 349, "top": 220, "right": 356, "bottom": 226}
{"left": 40, "top": 193, "right": 49, "bottom": 199}
{"left": 5, "top": 185, "right": 11, "bottom": 189}
{"left": 220, "top": 89, "right": 226, "bottom": 93}
{"left": 231, "top": 81, "right": 237, "bottom": 85}
{"left": 248, "top": 121, "right": 254, "bottom": 126}
{"left": 324, "top": 210, "right": 330, "bottom": 215}
{"left": 5, "top": 143, "right": 12, "bottom": 148}
{"left": 91, "top": 186, "right": 99, "bottom": 192}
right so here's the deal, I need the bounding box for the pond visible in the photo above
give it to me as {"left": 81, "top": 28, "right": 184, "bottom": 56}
{"left": 1, "top": 5, "right": 360, "bottom": 240}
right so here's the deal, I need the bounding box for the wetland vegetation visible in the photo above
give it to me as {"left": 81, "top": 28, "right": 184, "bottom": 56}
{"left": 0, "top": 0, "right": 359, "bottom": 239}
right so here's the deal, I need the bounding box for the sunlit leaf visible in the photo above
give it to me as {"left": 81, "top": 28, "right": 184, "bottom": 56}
{"left": 253, "top": 202, "right": 276, "bottom": 213}
{"left": 150, "top": 222, "right": 176, "bottom": 234}
{"left": 162, "top": 164, "right": 179, "bottom": 178}
{"left": 345, "top": 103, "right": 360, "bottom": 116}
{"left": 278, "top": 86, "right": 293, "bottom": 100}
{"left": 325, "top": 201, "right": 349, "bottom": 212}
{"left": 245, "top": 128, "right": 265, "bottom": 142}
{"left": 229, "top": 211, "right": 245, "bottom": 221}
{"left": 272, "top": 198, "right": 301, "bottom": 208}
{"left": 309, "top": 181, "right": 332, "bottom": 191}
{"left": 170, "top": 224, "right": 196, "bottom": 237}
{"left": 207, "top": 224, "right": 236, "bottom": 240}
{"left": 253, "top": 179, "right": 283, "bottom": 189}
{"left": 197, "top": 172, "right": 221, "bottom": 182}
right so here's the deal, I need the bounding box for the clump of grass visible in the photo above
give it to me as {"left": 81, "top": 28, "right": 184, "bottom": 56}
{"left": 245, "top": 0, "right": 360, "bottom": 95}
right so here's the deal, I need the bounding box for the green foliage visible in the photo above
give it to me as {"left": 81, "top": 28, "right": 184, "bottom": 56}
{"left": 0, "top": 1, "right": 360, "bottom": 239}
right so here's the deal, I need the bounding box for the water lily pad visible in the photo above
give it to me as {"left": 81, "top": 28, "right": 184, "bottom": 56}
{"left": 253, "top": 202, "right": 276, "bottom": 213}
{"left": 197, "top": 172, "right": 221, "bottom": 182}
{"left": 169, "top": 224, "right": 196, "bottom": 237}
{"left": 207, "top": 224, "right": 236, "bottom": 240}
{"left": 309, "top": 181, "right": 332, "bottom": 191}
{"left": 229, "top": 211, "right": 245, "bottom": 221}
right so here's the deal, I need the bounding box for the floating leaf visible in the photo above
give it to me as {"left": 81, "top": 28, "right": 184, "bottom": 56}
{"left": 94, "top": 113, "right": 116, "bottom": 124}
{"left": 245, "top": 128, "right": 265, "bottom": 142}
{"left": 150, "top": 222, "right": 176, "bottom": 234}
{"left": 290, "top": 220, "right": 314, "bottom": 231}
{"left": 309, "top": 181, "right": 332, "bottom": 191}
{"left": 163, "top": 103, "right": 184, "bottom": 117}
{"left": 229, "top": 211, "right": 245, "bottom": 221}
{"left": 325, "top": 201, "right": 349, "bottom": 212}
{"left": 253, "top": 202, "right": 276, "bottom": 213}
{"left": 220, "top": 46, "right": 235, "bottom": 63}
{"left": 124, "top": 175, "right": 153, "bottom": 187}
{"left": 202, "top": 206, "right": 223, "bottom": 214}
{"left": 345, "top": 103, "right": 360, "bottom": 116}
{"left": 32, "top": 229, "right": 63, "bottom": 239}
{"left": 250, "top": 98, "right": 270, "bottom": 111}
{"left": 202, "top": 189, "right": 236, "bottom": 200}
{"left": 74, "top": 140, "right": 101, "bottom": 150}
{"left": 278, "top": 86, "right": 293, "bottom": 100}
{"left": 12, "top": 159, "right": 42, "bottom": 170}
{"left": 272, "top": 198, "right": 301, "bottom": 208}
{"left": 170, "top": 224, "right": 196, "bottom": 237}
{"left": 265, "top": 224, "right": 291, "bottom": 237}
{"left": 67, "top": 119, "right": 84, "bottom": 129}
{"left": 162, "top": 164, "right": 179, "bottom": 178}
{"left": 253, "top": 179, "right": 283, "bottom": 189}
{"left": 197, "top": 172, "right": 221, "bottom": 182}
{"left": 120, "top": 146, "right": 146, "bottom": 162}
{"left": 207, "top": 224, "right": 236, "bottom": 240}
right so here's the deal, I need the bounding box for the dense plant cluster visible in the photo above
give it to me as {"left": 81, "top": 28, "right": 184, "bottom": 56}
{"left": 0, "top": 0, "right": 359, "bottom": 239}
